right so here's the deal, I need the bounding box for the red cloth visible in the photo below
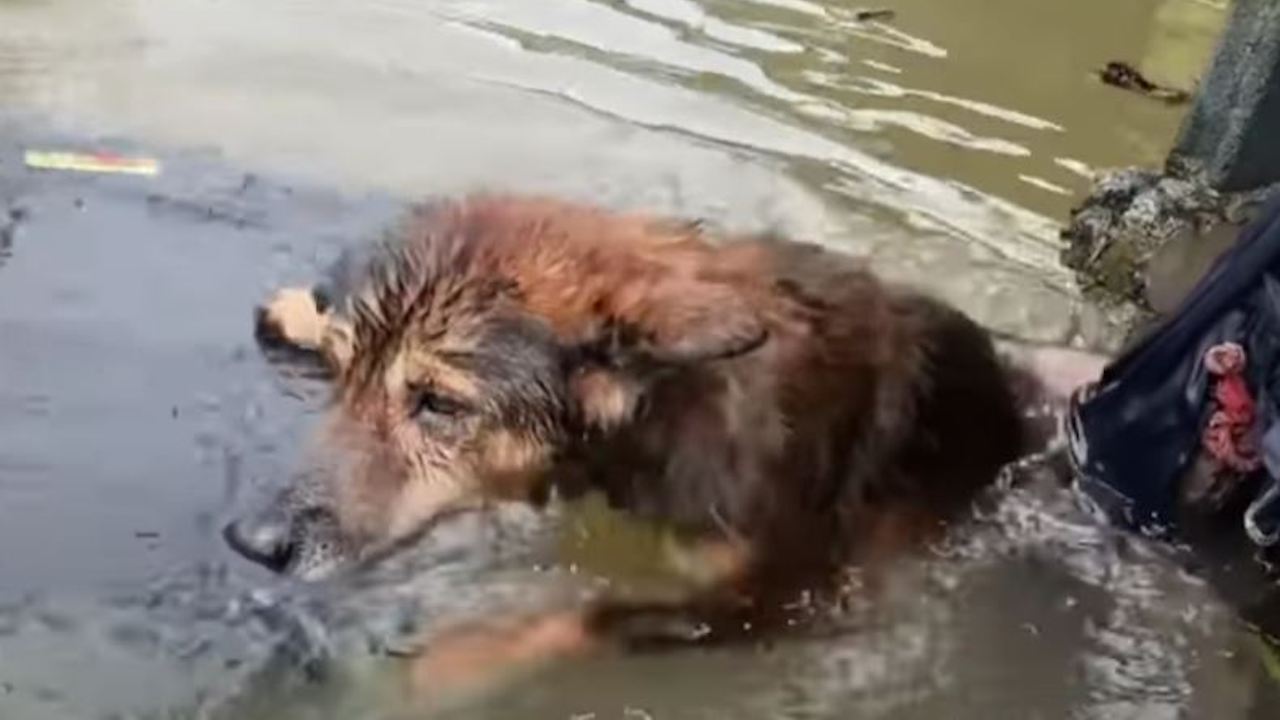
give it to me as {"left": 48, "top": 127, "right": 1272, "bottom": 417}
{"left": 1202, "top": 342, "right": 1261, "bottom": 473}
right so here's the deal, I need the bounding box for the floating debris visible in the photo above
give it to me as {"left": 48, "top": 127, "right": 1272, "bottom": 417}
{"left": 23, "top": 150, "right": 160, "bottom": 176}
{"left": 1097, "top": 61, "right": 1191, "bottom": 104}
{"left": 853, "top": 9, "right": 896, "bottom": 22}
{"left": 0, "top": 205, "right": 26, "bottom": 261}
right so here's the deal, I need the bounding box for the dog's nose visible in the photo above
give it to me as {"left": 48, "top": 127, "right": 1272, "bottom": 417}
{"left": 223, "top": 510, "right": 296, "bottom": 573}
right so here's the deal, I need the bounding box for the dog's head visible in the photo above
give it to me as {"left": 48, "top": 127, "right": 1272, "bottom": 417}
{"left": 224, "top": 197, "right": 769, "bottom": 579}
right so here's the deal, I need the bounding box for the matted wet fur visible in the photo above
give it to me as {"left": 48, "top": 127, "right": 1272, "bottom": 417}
{"left": 231, "top": 194, "right": 1047, "bottom": 691}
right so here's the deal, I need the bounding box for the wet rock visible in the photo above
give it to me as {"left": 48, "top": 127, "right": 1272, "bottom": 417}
{"left": 1059, "top": 160, "right": 1280, "bottom": 316}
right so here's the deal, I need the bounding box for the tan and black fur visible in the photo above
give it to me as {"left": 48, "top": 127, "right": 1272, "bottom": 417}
{"left": 230, "top": 194, "right": 1066, "bottom": 692}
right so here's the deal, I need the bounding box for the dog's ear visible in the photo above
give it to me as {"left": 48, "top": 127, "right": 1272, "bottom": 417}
{"left": 568, "top": 279, "right": 767, "bottom": 431}
{"left": 626, "top": 280, "right": 768, "bottom": 365}
{"left": 256, "top": 286, "right": 355, "bottom": 376}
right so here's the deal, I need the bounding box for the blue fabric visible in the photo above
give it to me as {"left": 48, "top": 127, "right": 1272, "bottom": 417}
{"left": 1253, "top": 422, "right": 1280, "bottom": 547}
{"left": 1067, "top": 195, "right": 1280, "bottom": 544}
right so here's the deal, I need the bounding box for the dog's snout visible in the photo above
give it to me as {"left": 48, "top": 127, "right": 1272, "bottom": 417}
{"left": 223, "top": 510, "right": 296, "bottom": 574}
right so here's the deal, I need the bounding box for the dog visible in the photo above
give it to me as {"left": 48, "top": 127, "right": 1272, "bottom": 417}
{"left": 225, "top": 194, "right": 1083, "bottom": 697}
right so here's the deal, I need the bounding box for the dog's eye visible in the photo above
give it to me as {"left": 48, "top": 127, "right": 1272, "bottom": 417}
{"left": 409, "top": 386, "right": 470, "bottom": 419}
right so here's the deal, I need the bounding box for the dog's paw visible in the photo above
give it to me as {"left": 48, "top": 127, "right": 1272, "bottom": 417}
{"left": 255, "top": 287, "right": 328, "bottom": 351}
{"left": 405, "top": 610, "right": 597, "bottom": 704}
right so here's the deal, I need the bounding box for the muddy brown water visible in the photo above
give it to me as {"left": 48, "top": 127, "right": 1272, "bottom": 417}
{"left": 3, "top": 0, "right": 1277, "bottom": 718}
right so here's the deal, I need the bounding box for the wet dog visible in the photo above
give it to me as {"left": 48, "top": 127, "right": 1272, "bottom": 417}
{"left": 227, "top": 194, "right": 1074, "bottom": 695}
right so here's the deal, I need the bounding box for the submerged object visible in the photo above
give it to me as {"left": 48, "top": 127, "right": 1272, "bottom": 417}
{"left": 23, "top": 150, "right": 160, "bottom": 176}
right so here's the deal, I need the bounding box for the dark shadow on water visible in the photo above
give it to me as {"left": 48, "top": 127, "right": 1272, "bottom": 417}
{"left": 0, "top": 202, "right": 23, "bottom": 268}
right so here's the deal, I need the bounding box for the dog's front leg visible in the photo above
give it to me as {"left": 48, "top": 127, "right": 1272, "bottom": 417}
{"left": 398, "top": 537, "right": 751, "bottom": 706}
{"left": 400, "top": 609, "right": 601, "bottom": 710}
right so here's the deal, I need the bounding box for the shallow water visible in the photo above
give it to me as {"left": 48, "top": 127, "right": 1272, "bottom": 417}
{"left": 2, "top": 0, "right": 1271, "bottom": 718}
